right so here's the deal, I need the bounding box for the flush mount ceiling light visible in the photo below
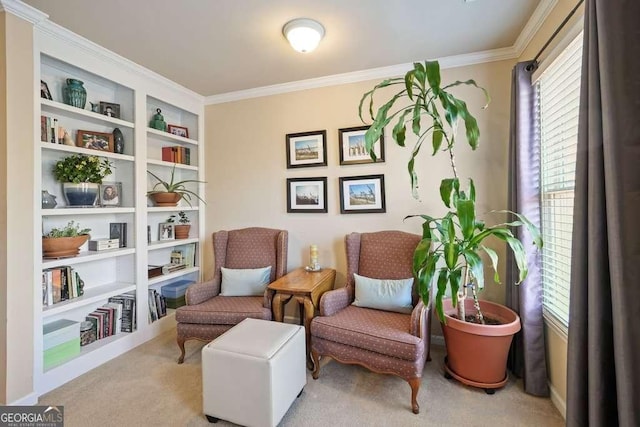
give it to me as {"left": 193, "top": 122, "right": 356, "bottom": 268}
{"left": 282, "top": 18, "right": 325, "bottom": 53}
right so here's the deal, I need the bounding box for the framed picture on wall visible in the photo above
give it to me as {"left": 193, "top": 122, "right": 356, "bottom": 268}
{"left": 339, "top": 174, "right": 386, "bottom": 214}
{"left": 286, "top": 130, "right": 327, "bottom": 168}
{"left": 286, "top": 177, "right": 328, "bottom": 213}
{"left": 338, "top": 126, "right": 385, "bottom": 165}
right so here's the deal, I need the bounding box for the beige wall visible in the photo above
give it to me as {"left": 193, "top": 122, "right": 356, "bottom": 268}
{"left": 517, "top": 0, "right": 584, "bottom": 414}
{"left": 0, "top": 11, "right": 35, "bottom": 404}
{"left": 204, "top": 59, "right": 515, "bottom": 318}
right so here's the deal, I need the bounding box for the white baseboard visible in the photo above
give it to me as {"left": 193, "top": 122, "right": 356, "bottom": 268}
{"left": 549, "top": 382, "right": 566, "bottom": 419}
{"left": 9, "top": 392, "right": 38, "bottom": 406}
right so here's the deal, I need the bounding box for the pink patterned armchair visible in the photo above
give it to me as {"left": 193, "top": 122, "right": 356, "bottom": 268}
{"left": 175, "top": 227, "right": 288, "bottom": 363}
{"left": 310, "top": 231, "right": 432, "bottom": 414}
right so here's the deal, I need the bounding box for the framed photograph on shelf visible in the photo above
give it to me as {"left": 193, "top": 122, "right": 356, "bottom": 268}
{"left": 99, "top": 182, "right": 122, "bottom": 207}
{"left": 338, "top": 126, "right": 385, "bottom": 165}
{"left": 339, "top": 174, "right": 386, "bottom": 214}
{"left": 286, "top": 130, "right": 327, "bottom": 168}
{"left": 76, "top": 130, "right": 114, "bottom": 152}
{"left": 167, "top": 124, "right": 189, "bottom": 138}
{"left": 40, "top": 80, "right": 52, "bottom": 100}
{"left": 158, "top": 223, "right": 175, "bottom": 241}
{"left": 286, "top": 177, "right": 328, "bottom": 213}
{"left": 99, "top": 101, "right": 120, "bottom": 119}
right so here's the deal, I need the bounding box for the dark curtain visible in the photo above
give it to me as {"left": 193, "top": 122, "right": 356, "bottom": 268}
{"left": 506, "top": 61, "right": 549, "bottom": 397}
{"left": 566, "top": 1, "right": 640, "bottom": 426}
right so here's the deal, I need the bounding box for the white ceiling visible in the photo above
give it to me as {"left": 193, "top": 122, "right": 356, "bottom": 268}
{"left": 22, "top": 0, "right": 541, "bottom": 97}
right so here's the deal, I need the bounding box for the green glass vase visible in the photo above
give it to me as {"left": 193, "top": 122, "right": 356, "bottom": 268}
{"left": 63, "top": 78, "right": 87, "bottom": 109}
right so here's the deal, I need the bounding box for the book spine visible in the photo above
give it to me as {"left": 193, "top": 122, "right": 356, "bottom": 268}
{"left": 162, "top": 146, "right": 173, "bottom": 162}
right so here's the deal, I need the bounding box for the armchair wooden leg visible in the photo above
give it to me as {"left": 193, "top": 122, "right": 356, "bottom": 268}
{"left": 311, "top": 349, "right": 321, "bottom": 379}
{"left": 408, "top": 378, "right": 421, "bottom": 414}
{"left": 177, "top": 336, "right": 186, "bottom": 364}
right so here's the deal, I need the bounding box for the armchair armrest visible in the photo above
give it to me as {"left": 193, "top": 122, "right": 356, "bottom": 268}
{"left": 319, "top": 286, "right": 353, "bottom": 317}
{"left": 410, "top": 299, "right": 431, "bottom": 338}
{"left": 185, "top": 279, "right": 220, "bottom": 305}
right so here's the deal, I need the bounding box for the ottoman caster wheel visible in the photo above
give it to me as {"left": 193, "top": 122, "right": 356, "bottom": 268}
{"left": 297, "top": 388, "right": 304, "bottom": 398}
{"left": 206, "top": 415, "right": 219, "bottom": 423}
{"left": 484, "top": 388, "right": 496, "bottom": 395}
{"left": 444, "top": 371, "right": 453, "bottom": 380}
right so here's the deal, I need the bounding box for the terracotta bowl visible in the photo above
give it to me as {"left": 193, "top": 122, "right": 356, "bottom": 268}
{"left": 42, "top": 235, "right": 90, "bottom": 259}
{"left": 150, "top": 192, "right": 182, "bottom": 207}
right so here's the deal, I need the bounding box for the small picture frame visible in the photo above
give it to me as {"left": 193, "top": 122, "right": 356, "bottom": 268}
{"left": 287, "top": 177, "right": 328, "bottom": 213}
{"left": 339, "top": 126, "right": 385, "bottom": 165}
{"left": 40, "top": 80, "right": 53, "bottom": 100}
{"left": 109, "top": 222, "right": 127, "bottom": 248}
{"left": 99, "top": 182, "right": 122, "bottom": 207}
{"left": 167, "top": 124, "right": 189, "bottom": 138}
{"left": 77, "top": 130, "right": 114, "bottom": 152}
{"left": 99, "top": 101, "right": 120, "bottom": 119}
{"left": 339, "top": 174, "right": 386, "bottom": 214}
{"left": 286, "top": 130, "right": 327, "bottom": 168}
{"left": 158, "top": 223, "right": 175, "bottom": 241}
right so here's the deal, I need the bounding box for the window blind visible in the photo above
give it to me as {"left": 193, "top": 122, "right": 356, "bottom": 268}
{"left": 536, "top": 32, "right": 583, "bottom": 331}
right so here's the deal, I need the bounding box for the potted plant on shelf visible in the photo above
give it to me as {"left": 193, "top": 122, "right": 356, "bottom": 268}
{"left": 42, "top": 220, "right": 91, "bottom": 258}
{"left": 53, "top": 154, "right": 113, "bottom": 207}
{"left": 359, "top": 61, "right": 542, "bottom": 393}
{"left": 147, "top": 165, "right": 205, "bottom": 207}
{"left": 167, "top": 211, "right": 190, "bottom": 239}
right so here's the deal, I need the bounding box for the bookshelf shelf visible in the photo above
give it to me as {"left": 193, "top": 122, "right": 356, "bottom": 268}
{"left": 42, "top": 281, "right": 136, "bottom": 318}
{"left": 41, "top": 207, "right": 135, "bottom": 216}
{"left": 147, "top": 159, "right": 198, "bottom": 171}
{"left": 147, "top": 128, "right": 198, "bottom": 146}
{"left": 148, "top": 238, "right": 198, "bottom": 251}
{"left": 148, "top": 267, "right": 200, "bottom": 285}
{"left": 42, "top": 247, "right": 136, "bottom": 268}
{"left": 41, "top": 99, "right": 135, "bottom": 128}
{"left": 40, "top": 142, "right": 135, "bottom": 162}
{"left": 147, "top": 206, "right": 198, "bottom": 213}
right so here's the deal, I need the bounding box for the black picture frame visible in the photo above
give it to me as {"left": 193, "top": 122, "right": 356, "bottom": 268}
{"left": 109, "top": 222, "right": 127, "bottom": 248}
{"left": 40, "top": 80, "right": 53, "bottom": 100}
{"left": 99, "top": 101, "right": 121, "bottom": 119}
{"left": 339, "top": 174, "right": 386, "bottom": 214}
{"left": 286, "top": 130, "right": 327, "bottom": 168}
{"left": 286, "top": 177, "right": 328, "bottom": 213}
{"left": 338, "top": 125, "right": 385, "bottom": 165}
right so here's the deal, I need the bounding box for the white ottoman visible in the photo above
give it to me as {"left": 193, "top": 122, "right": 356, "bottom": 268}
{"left": 202, "top": 318, "right": 306, "bottom": 427}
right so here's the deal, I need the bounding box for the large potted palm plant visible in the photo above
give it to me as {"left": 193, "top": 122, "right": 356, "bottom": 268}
{"left": 360, "top": 61, "right": 542, "bottom": 392}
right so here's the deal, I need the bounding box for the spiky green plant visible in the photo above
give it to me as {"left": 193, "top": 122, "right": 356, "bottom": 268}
{"left": 147, "top": 165, "right": 206, "bottom": 207}
{"left": 359, "top": 61, "right": 542, "bottom": 323}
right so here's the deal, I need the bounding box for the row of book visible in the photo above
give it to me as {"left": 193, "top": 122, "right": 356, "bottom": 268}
{"left": 85, "top": 292, "right": 137, "bottom": 340}
{"left": 148, "top": 289, "right": 167, "bottom": 323}
{"left": 42, "top": 267, "right": 85, "bottom": 306}
{"left": 161, "top": 146, "right": 191, "bottom": 165}
{"left": 40, "top": 115, "right": 63, "bottom": 144}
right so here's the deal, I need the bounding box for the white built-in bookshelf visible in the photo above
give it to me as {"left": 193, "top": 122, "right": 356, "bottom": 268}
{"left": 34, "top": 26, "right": 205, "bottom": 397}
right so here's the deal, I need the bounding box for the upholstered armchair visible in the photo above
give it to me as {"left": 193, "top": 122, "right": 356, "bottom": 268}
{"left": 175, "top": 227, "right": 288, "bottom": 363}
{"left": 310, "top": 231, "right": 432, "bottom": 414}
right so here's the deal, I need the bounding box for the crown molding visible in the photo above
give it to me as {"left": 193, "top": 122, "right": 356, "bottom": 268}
{"left": 35, "top": 19, "right": 204, "bottom": 103}
{"left": 205, "top": 46, "right": 518, "bottom": 105}
{"left": 0, "top": 0, "right": 47, "bottom": 24}
{"left": 513, "top": 0, "right": 559, "bottom": 56}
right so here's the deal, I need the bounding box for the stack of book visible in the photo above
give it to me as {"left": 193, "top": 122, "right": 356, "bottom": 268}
{"left": 42, "top": 267, "right": 85, "bottom": 307}
{"left": 161, "top": 146, "right": 191, "bottom": 165}
{"left": 148, "top": 289, "right": 167, "bottom": 322}
{"left": 43, "top": 319, "right": 80, "bottom": 370}
{"left": 40, "top": 115, "right": 61, "bottom": 144}
{"left": 84, "top": 292, "right": 136, "bottom": 341}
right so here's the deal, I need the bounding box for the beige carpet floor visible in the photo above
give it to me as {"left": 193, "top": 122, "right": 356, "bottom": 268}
{"left": 40, "top": 330, "right": 565, "bottom": 426}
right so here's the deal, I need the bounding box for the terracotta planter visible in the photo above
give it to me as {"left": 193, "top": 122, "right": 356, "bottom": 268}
{"left": 149, "top": 192, "right": 181, "bottom": 207}
{"left": 174, "top": 224, "right": 190, "bottom": 239}
{"left": 441, "top": 298, "right": 520, "bottom": 392}
{"left": 42, "top": 235, "right": 90, "bottom": 258}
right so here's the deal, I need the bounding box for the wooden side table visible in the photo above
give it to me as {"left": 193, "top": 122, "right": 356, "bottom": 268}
{"left": 268, "top": 267, "right": 336, "bottom": 368}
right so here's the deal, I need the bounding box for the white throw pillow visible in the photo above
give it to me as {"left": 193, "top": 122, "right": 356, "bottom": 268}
{"left": 352, "top": 273, "right": 414, "bottom": 314}
{"left": 220, "top": 266, "right": 272, "bottom": 296}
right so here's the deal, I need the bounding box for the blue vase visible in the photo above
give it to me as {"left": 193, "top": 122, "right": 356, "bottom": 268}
{"left": 63, "top": 183, "right": 98, "bottom": 207}
{"left": 63, "top": 78, "right": 87, "bottom": 109}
